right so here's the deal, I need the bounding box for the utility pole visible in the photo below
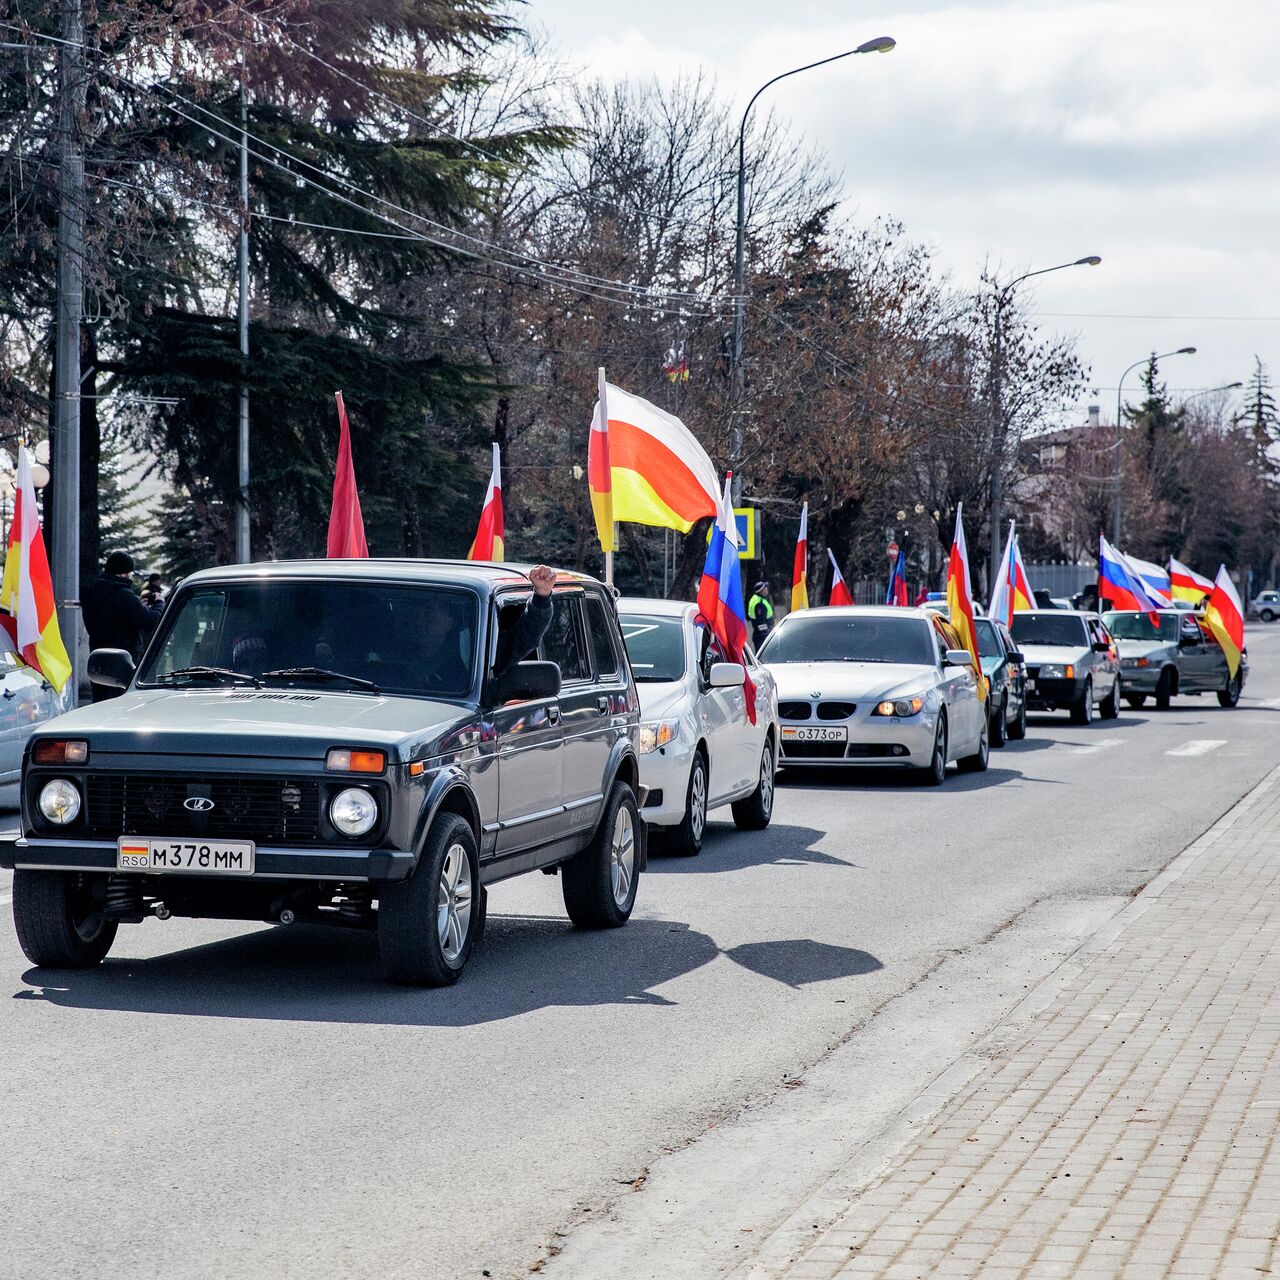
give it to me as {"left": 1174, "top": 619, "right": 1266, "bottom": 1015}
{"left": 52, "top": 0, "right": 85, "bottom": 704}
{"left": 235, "top": 77, "right": 251, "bottom": 562}
{"left": 987, "top": 286, "right": 1008, "bottom": 579}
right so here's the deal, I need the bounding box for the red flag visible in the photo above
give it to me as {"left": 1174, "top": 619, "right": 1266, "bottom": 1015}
{"left": 827, "top": 549, "right": 854, "bottom": 607}
{"left": 327, "top": 391, "right": 368, "bottom": 558}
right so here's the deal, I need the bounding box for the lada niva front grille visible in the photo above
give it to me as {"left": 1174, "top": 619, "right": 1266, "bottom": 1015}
{"left": 83, "top": 773, "right": 323, "bottom": 845}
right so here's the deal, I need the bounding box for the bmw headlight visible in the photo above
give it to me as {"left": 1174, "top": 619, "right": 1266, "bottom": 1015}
{"left": 38, "top": 778, "right": 81, "bottom": 825}
{"left": 637, "top": 720, "right": 680, "bottom": 754}
{"left": 330, "top": 787, "right": 377, "bottom": 837}
{"left": 1038, "top": 664, "right": 1075, "bottom": 679}
{"left": 872, "top": 696, "right": 925, "bottom": 718}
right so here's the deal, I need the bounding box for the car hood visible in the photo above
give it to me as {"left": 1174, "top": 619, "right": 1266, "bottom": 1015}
{"left": 1017, "top": 644, "right": 1088, "bottom": 666}
{"left": 635, "top": 680, "right": 688, "bottom": 720}
{"left": 1115, "top": 640, "right": 1174, "bottom": 660}
{"left": 767, "top": 661, "right": 936, "bottom": 702}
{"left": 32, "top": 688, "right": 479, "bottom": 764}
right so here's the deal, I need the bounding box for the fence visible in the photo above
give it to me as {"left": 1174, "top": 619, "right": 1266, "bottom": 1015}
{"left": 1024, "top": 563, "right": 1095, "bottom": 600}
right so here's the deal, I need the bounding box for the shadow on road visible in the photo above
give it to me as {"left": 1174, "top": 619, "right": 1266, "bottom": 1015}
{"left": 777, "top": 765, "right": 1031, "bottom": 793}
{"left": 14, "top": 912, "right": 886, "bottom": 1025}
{"left": 648, "top": 823, "right": 858, "bottom": 874}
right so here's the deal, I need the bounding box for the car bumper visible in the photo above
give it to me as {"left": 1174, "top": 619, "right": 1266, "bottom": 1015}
{"left": 0, "top": 834, "right": 417, "bottom": 882}
{"left": 1119, "top": 668, "right": 1162, "bottom": 693}
{"left": 637, "top": 739, "right": 698, "bottom": 826}
{"left": 777, "top": 711, "right": 938, "bottom": 767}
{"left": 1026, "top": 676, "right": 1084, "bottom": 710}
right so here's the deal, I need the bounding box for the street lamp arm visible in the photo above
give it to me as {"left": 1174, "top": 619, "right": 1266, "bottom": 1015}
{"left": 738, "top": 49, "right": 862, "bottom": 149}
{"left": 1004, "top": 256, "right": 1103, "bottom": 294}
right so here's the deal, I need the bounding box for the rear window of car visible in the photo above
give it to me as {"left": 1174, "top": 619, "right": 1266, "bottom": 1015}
{"left": 759, "top": 613, "right": 935, "bottom": 666}
{"left": 1104, "top": 612, "right": 1177, "bottom": 641}
{"left": 1010, "top": 614, "right": 1087, "bottom": 648}
{"left": 974, "top": 619, "right": 1003, "bottom": 659}
{"left": 584, "top": 597, "right": 621, "bottom": 678}
{"left": 619, "top": 614, "right": 686, "bottom": 682}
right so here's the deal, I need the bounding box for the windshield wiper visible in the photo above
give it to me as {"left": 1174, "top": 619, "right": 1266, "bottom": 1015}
{"left": 261, "top": 666, "right": 380, "bottom": 693}
{"left": 156, "top": 665, "right": 262, "bottom": 688}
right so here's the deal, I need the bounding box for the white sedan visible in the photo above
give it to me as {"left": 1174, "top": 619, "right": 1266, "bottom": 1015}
{"left": 618, "top": 599, "right": 778, "bottom": 856}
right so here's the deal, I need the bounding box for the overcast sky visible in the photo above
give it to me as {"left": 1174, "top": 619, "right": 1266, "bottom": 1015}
{"left": 527, "top": 0, "right": 1279, "bottom": 424}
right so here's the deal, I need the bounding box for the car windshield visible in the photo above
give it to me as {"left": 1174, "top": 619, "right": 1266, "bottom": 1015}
{"left": 619, "top": 614, "right": 686, "bottom": 682}
{"left": 759, "top": 614, "right": 935, "bottom": 665}
{"left": 1010, "top": 614, "right": 1087, "bottom": 648}
{"left": 974, "top": 619, "right": 1003, "bottom": 659}
{"left": 1103, "top": 611, "right": 1178, "bottom": 641}
{"left": 138, "top": 580, "right": 479, "bottom": 699}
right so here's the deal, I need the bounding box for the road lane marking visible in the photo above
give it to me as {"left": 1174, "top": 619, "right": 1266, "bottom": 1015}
{"left": 1259, "top": 697, "right": 1280, "bottom": 708}
{"left": 0, "top": 894, "right": 10, "bottom": 906}
{"left": 1166, "top": 739, "right": 1227, "bottom": 757}
{"left": 1059, "top": 740, "right": 1122, "bottom": 755}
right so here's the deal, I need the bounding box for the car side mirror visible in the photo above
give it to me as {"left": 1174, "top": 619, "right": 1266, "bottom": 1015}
{"left": 708, "top": 662, "right": 746, "bottom": 688}
{"left": 88, "top": 648, "right": 136, "bottom": 689}
{"left": 1092, "top": 640, "right": 1111, "bottom": 652}
{"left": 1179, "top": 634, "right": 1199, "bottom": 648}
{"left": 494, "top": 659, "right": 561, "bottom": 704}
{"left": 944, "top": 649, "right": 972, "bottom": 667}
{"left": 1008, "top": 650, "right": 1025, "bottom": 664}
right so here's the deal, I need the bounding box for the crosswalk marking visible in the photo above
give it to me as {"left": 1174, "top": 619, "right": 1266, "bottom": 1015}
{"left": 1166, "top": 739, "right": 1227, "bottom": 757}
{"left": 1060, "top": 739, "right": 1122, "bottom": 755}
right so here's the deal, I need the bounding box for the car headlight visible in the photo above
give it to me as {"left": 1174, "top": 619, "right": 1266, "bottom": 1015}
{"left": 872, "top": 696, "right": 925, "bottom": 717}
{"left": 1038, "top": 664, "right": 1075, "bottom": 679}
{"left": 637, "top": 720, "right": 680, "bottom": 754}
{"left": 330, "top": 787, "right": 378, "bottom": 837}
{"left": 38, "top": 778, "right": 81, "bottom": 825}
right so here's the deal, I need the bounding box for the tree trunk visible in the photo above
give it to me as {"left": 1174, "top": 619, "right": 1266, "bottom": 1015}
{"left": 669, "top": 517, "right": 714, "bottom": 600}
{"left": 623, "top": 522, "right": 656, "bottom": 597}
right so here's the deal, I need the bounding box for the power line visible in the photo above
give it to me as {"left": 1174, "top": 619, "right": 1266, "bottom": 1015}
{"left": 1036, "top": 311, "right": 1280, "bottom": 323}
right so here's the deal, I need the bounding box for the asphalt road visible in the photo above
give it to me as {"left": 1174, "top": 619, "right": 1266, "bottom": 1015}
{"left": 2, "top": 628, "right": 1279, "bottom": 1280}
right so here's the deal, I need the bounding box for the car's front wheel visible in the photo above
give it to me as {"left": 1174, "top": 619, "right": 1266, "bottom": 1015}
{"left": 378, "top": 814, "right": 479, "bottom": 987}
{"left": 990, "top": 694, "right": 1008, "bottom": 748}
{"left": 669, "top": 751, "right": 708, "bottom": 856}
{"left": 12, "top": 870, "right": 117, "bottom": 969}
{"left": 1007, "top": 695, "right": 1027, "bottom": 740}
{"left": 1070, "top": 677, "right": 1094, "bottom": 725}
{"left": 1218, "top": 670, "right": 1243, "bottom": 708}
{"left": 562, "top": 781, "right": 640, "bottom": 928}
{"left": 732, "top": 739, "right": 775, "bottom": 830}
{"left": 1261, "top": 609, "right": 1275, "bottom": 623}
{"left": 1154, "top": 667, "right": 1175, "bottom": 711}
{"left": 916, "top": 717, "right": 947, "bottom": 786}
{"left": 1125, "top": 694, "right": 1148, "bottom": 709}
{"left": 1099, "top": 678, "right": 1121, "bottom": 720}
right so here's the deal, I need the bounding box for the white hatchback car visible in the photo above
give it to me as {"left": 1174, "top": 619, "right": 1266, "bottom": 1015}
{"left": 617, "top": 599, "right": 779, "bottom": 856}
{"left": 0, "top": 653, "right": 68, "bottom": 807}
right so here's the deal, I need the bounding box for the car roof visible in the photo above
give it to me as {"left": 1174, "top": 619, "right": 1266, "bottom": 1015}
{"left": 176, "top": 559, "right": 602, "bottom": 592}
{"left": 1015, "top": 609, "right": 1096, "bottom": 620}
{"left": 779, "top": 605, "right": 932, "bottom": 621}
{"left": 616, "top": 597, "right": 695, "bottom": 618}
{"left": 1103, "top": 608, "right": 1183, "bottom": 617}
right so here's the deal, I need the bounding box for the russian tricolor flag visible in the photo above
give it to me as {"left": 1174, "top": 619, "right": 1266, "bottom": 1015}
{"left": 1099, "top": 535, "right": 1169, "bottom": 613}
{"left": 697, "top": 473, "right": 757, "bottom": 723}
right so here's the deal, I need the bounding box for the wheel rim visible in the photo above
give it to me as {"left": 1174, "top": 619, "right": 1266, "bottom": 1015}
{"left": 70, "top": 874, "right": 108, "bottom": 942}
{"left": 690, "top": 762, "right": 707, "bottom": 842}
{"left": 934, "top": 723, "right": 946, "bottom": 775}
{"left": 611, "top": 806, "right": 636, "bottom": 907}
{"left": 759, "top": 748, "right": 774, "bottom": 817}
{"left": 980, "top": 721, "right": 989, "bottom": 762}
{"left": 436, "top": 843, "right": 473, "bottom": 965}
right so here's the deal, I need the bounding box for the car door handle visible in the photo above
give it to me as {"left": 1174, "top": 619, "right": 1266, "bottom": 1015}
{"left": 547, "top": 704, "right": 560, "bottom": 724}
{"left": 597, "top": 696, "right": 610, "bottom": 715}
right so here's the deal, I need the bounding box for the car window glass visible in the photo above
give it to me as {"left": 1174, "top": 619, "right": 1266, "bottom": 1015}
{"left": 619, "top": 614, "right": 685, "bottom": 682}
{"left": 1010, "top": 614, "right": 1088, "bottom": 647}
{"left": 974, "top": 619, "right": 1002, "bottom": 659}
{"left": 543, "top": 595, "right": 589, "bottom": 683}
{"left": 584, "top": 598, "right": 621, "bottom": 679}
{"left": 1104, "top": 612, "right": 1178, "bottom": 641}
{"left": 697, "top": 624, "right": 727, "bottom": 682}
{"left": 760, "top": 614, "right": 935, "bottom": 665}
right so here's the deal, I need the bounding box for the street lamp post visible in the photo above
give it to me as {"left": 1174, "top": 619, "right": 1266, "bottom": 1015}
{"left": 988, "top": 255, "right": 1101, "bottom": 575}
{"left": 729, "top": 35, "right": 895, "bottom": 499}
{"left": 1111, "top": 346, "right": 1196, "bottom": 544}
{"left": 1182, "top": 381, "right": 1243, "bottom": 405}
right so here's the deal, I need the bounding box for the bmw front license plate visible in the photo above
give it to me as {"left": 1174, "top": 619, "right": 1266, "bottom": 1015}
{"left": 116, "top": 838, "right": 255, "bottom": 875}
{"left": 781, "top": 726, "right": 848, "bottom": 743}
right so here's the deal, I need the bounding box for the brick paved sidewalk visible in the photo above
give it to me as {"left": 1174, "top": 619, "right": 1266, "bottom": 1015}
{"left": 739, "top": 766, "right": 1280, "bottom": 1280}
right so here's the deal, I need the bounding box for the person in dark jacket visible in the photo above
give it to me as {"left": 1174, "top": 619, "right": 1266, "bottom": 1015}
{"left": 83, "top": 551, "right": 165, "bottom": 701}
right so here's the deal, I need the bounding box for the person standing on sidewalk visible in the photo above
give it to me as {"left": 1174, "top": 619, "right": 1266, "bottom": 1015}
{"left": 83, "top": 551, "right": 164, "bottom": 701}
{"left": 748, "top": 580, "right": 774, "bottom": 648}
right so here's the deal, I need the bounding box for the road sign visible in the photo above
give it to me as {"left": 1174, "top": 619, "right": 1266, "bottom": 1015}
{"left": 886, "top": 541, "right": 900, "bottom": 560}
{"left": 706, "top": 506, "right": 759, "bottom": 560}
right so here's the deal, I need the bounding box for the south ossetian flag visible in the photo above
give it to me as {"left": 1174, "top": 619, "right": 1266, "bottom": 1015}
{"left": 828, "top": 549, "right": 854, "bottom": 607}
{"left": 588, "top": 373, "right": 719, "bottom": 553}
{"left": 1202, "top": 565, "right": 1245, "bottom": 678}
{"left": 988, "top": 521, "right": 1035, "bottom": 626}
{"left": 791, "top": 502, "right": 809, "bottom": 612}
{"left": 945, "top": 502, "right": 985, "bottom": 697}
{"left": 466, "top": 443, "right": 505, "bottom": 562}
{"left": 1169, "top": 556, "right": 1213, "bottom": 604}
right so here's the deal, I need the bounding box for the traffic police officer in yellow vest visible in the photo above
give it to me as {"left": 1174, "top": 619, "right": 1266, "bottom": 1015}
{"left": 748, "top": 580, "right": 774, "bottom": 648}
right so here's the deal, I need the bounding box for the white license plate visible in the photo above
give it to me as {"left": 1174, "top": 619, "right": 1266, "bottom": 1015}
{"left": 781, "top": 726, "right": 848, "bottom": 742}
{"left": 116, "top": 838, "right": 255, "bottom": 875}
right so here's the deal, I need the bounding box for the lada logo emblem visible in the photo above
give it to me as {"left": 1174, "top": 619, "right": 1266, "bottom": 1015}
{"left": 183, "top": 796, "right": 215, "bottom": 812}
{"left": 811, "top": 690, "right": 822, "bottom": 698}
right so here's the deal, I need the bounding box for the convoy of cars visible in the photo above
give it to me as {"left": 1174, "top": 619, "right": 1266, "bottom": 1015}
{"left": 0, "top": 559, "right": 1255, "bottom": 989}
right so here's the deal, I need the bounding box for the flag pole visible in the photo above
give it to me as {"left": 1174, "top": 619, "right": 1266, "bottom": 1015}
{"left": 598, "top": 366, "right": 614, "bottom": 586}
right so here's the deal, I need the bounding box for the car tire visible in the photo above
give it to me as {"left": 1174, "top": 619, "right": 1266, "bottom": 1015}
{"left": 378, "top": 814, "right": 479, "bottom": 987}
{"left": 990, "top": 695, "right": 1008, "bottom": 748}
{"left": 1261, "top": 609, "right": 1275, "bottom": 623}
{"left": 562, "top": 781, "right": 640, "bottom": 929}
{"left": 1099, "top": 679, "right": 1121, "bottom": 720}
{"left": 1069, "top": 677, "right": 1093, "bottom": 725}
{"left": 957, "top": 715, "right": 990, "bottom": 773}
{"left": 11, "top": 870, "right": 118, "bottom": 969}
{"left": 916, "top": 717, "right": 947, "bottom": 786}
{"left": 1125, "top": 694, "right": 1148, "bottom": 709}
{"left": 732, "top": 738, "right": 776, "bottom": 831}
{"left": 1007, "top": 696, "right": 1027, "bottom": 740}
{"left": 1217, "top": 670, "right": 1243, "bottom": 708}
{"left": 670, "top": 752, "right": 708, "bottom": 856}
{"left": 1154, "top": 667, "right": 1174, "bottom": 711}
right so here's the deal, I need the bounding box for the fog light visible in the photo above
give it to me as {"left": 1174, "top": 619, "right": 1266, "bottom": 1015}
{"left": 38, "top": 778, "right": 81, "bottom": 825}
{"left": 330, "top": 787, "right": 377, "bottom": 837}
